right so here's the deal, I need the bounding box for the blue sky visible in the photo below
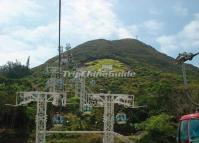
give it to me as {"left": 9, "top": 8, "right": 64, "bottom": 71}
{"left": 0, "top": 0, "right": 199, "bottom": 67}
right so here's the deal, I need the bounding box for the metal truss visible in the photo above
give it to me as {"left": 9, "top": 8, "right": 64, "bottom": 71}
{"left": 15, "top": 91, "right": 67, "bottom": 143}
{"left": 13, "top": 65, "right": 67, "bottom": 143}
{"left": 74, "top": 71, "right": 88, "bottom": 112}
{"left": 36, "top": 93, "right": 47, "bottom": 143}
{"left": 103, "top": 94, "right": 114, "bottom": 143}
{"left": 88, "top": 93, "right": 135, "bottom": 143}
{"left": 11, "top": 90, "right": 134, "bottom": 143}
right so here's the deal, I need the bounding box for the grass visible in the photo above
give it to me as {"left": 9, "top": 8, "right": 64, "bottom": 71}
{"left": 84, "top": 59, "right": 128, "bottom": 72}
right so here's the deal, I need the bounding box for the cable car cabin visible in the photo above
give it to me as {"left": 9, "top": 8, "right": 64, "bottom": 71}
{"left": 83, "top": 104, "right": 92, "bottom": 115}
{"left": 116, "top": 112, "right": 127, "bottom": 125}
{"left": 52, "top": 114, "right": 65, "bottom": 126}
{"left": 56, "top": 79, "right": 64, "bottom": 90}
{"left": 177, "top": 113, "right": 199, "bottom": 143}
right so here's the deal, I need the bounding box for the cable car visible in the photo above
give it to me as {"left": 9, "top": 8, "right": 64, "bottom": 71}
{"left": 56, "top": 79, "right": 64, "bottom": 89}
{"left": 177, "top": 113, "right": 199, "bottom": 143}
{"left": 90, "top": 80, "right": 96, "bottom": 86}
{"left": 52, "top": 113, "right": 65, "bottom": 126}
{"left": 52, "top": 94, "right": 62, "bottom": 106}
{"left": 115, "top": 112, "right": 127, "bottom": 125}
{"left": 83, "top": 104, "right": 92, "bottom": 115}
{"left": 176, "top": 52, "right": 199, "bottom": 64}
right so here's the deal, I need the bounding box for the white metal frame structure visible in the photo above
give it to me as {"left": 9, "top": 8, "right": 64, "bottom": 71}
{"left": 16, "top": 91, "right": 67, "bottom": 143}
{"left": 74, "top": 70, "right": 135, "bottom": 143}
{"left": 14, "top": 91, "right": 134, "bottom": 143}
{"left": 74, "top": 71, "right": 87, "bottom": 112}
{"left": 89, "top": 93, "right": 135, "bottom": 143}
{"left": 13, "top": 65, "right": 68, "bottom": 143}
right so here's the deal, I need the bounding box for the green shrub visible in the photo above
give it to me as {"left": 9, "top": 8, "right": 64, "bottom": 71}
{"left": 136, "top": 113, "right": 176, "bottom": 143}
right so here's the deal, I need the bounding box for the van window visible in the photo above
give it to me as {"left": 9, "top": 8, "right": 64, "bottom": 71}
{"left": 190, "top": 119, "right": 199, "bottom": 140}
{"left": 180, "top": 120, "right": 188, "bottom": 142}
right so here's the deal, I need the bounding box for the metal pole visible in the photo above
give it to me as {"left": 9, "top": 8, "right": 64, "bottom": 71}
{"left": 182, "top": 64, "right": 188, "bottom": 89}
{"left": 80, "top": 75, "right": 86, "bottom": 112}
{"left": 58, "top": 0, "right": 61, "bottom": 77}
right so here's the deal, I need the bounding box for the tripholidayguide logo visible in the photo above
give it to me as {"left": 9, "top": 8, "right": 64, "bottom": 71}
{"left": 63, "top": 64, "right": 136, "bottom": 78}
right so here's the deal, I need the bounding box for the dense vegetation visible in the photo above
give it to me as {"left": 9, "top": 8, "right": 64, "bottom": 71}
{"left": 0, "top": 62, "right": 33, "bottom": 142}
{"left": 0, "top": 61, "right": 31, "bottom": 79}
{"left": 0, "top": 39, "right": 199, "bottom": 143}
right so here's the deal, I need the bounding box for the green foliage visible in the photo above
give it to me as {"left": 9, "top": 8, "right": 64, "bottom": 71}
{"left": 0, "top": 61, "right": 31, "bottom": 79}
{"left": 136, "top": 113, "right": 177, "bottom": 143}
{"left": 84, "top": 59, "right": 128, "bottom": 72}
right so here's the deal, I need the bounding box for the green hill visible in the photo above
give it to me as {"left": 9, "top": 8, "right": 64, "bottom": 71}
{"left": 40, "top": 39, "right": 199, "bottom": 74}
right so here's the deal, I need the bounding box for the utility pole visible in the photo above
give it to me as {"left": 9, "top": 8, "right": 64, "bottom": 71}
{"left": 58, "top": 0, "right": 62, "bottom": 77}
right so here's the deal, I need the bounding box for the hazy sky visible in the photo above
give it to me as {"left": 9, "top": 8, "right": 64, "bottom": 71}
{"left": 0, "top": 0, "right": 199, "bottom": 67}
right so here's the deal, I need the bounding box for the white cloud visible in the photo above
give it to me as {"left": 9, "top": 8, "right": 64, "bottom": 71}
{"left": 0, "top": 0, "right": 42, "bottom": 24}
{"left": 143, "top": 20, "right": 164, "bottom": 36}
{"left": 60, "top": 0, "right": 137, "bottom": 42}
{"left": 157, "top": 14, "right": 199, "bottom": 66}
{"left": 0, "top": 31, "right": 56, "bottom": 67}
{"left": 0, "top": 0, "right": 137, "bottom": 67}
{"left": 116, "top": 25, "right": 138, "bottom": 39}
{"left": 173, "top": 3, "right": 188, "bottom": 17}
{"left": 116, "top": 27, "right": 133, "bottom": 39}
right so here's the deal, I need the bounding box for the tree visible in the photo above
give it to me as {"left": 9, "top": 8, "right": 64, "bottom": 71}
{"left": 0, "top": 61, "right": 31, "bottom": 79}
{"left": 136, "top": 113, "right": 176, "bottom": 143}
